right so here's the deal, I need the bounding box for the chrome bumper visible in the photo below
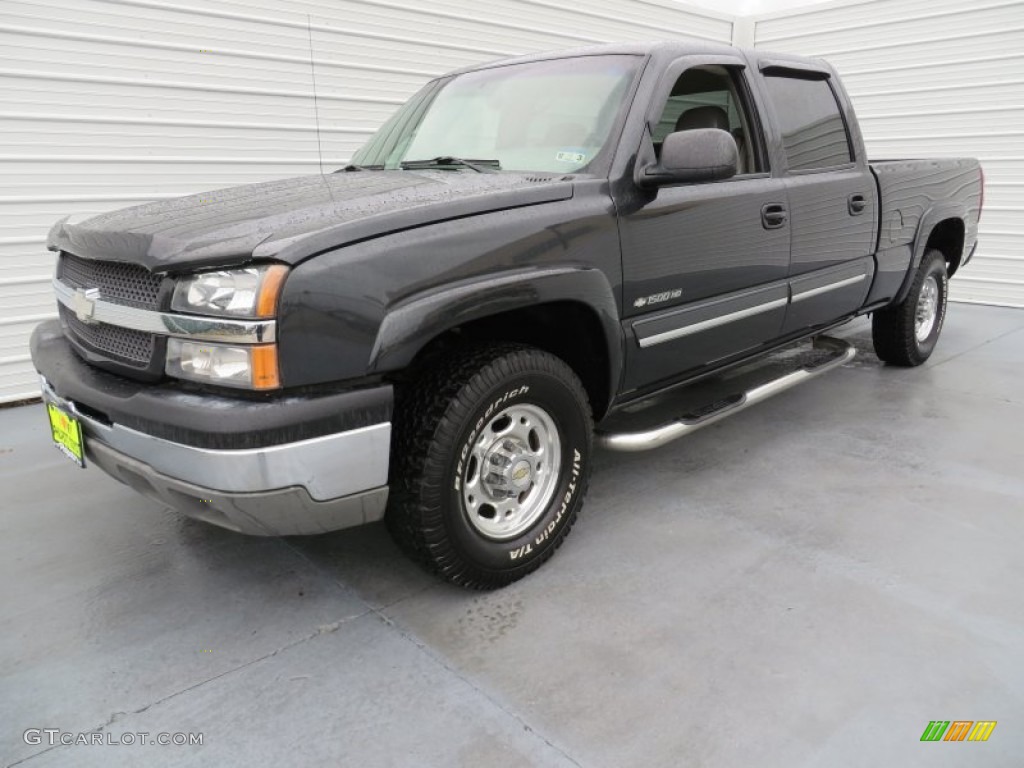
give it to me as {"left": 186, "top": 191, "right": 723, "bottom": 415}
{"left": 41, "top": 377, "right": 391, "bottom": 536}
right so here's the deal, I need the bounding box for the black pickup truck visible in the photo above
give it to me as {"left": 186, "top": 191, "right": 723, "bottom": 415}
{"left": 31, "top": 41, "right": 982, "bottom": 588}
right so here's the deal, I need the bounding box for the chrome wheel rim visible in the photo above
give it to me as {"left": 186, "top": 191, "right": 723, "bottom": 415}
{"left": 460, "top": 403, "right": 562, "bottom": 540}
{"left": 915, "top": 275, "right": 940, "bottom": 343}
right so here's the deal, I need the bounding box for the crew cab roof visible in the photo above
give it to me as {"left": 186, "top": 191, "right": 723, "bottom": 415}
{"left": 444, "top": 39, "right": 831, "bottom": 79}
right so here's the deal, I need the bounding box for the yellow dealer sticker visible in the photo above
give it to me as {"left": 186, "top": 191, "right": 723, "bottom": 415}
{"left": 47, "top": 403, "right": 85, "bottom": 468}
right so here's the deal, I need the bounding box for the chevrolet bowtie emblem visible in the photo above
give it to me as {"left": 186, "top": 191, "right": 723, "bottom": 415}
{"left": 72, "top": 287, "right": 101, "bottom": 324}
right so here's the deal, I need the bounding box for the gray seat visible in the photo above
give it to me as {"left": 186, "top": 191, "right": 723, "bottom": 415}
{"left": 674, "top": 106, "right": 745, "bottom": 174}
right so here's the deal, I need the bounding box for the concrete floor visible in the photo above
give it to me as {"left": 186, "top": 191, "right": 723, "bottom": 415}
{"left": 2, "top": 303, "right": 1023, "bottom": 767}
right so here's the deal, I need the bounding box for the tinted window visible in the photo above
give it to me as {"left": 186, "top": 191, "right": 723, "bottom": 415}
{"left": 653, "top": 66, "right": 763, "bottom": 174}
{"left": 764, "top": 75, "right": 852, "bottom": 171}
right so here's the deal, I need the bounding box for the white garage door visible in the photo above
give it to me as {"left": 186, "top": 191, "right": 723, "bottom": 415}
{"left": 751, "top": 0, "right": 1024, "bottom": 308}
{"left": 0, "top": 0, "right": 734, "bottom": 403}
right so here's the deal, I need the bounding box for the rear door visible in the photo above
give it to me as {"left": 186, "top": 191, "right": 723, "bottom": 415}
{"left": 754, "top": 62, "right": 877, "bottom": 333}
{"left": 616, "top": 57, "right": 791, "bottom": 393}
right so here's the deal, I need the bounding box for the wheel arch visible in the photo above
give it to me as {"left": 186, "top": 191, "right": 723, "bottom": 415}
{"left": 924, "top": 217, "right": 967, "bottom": 277}
{"left": 368, "top": 267, "right": 623, "bottom": 418}
{"left": 894, "top": 206, "right": 968, "bottom": 305}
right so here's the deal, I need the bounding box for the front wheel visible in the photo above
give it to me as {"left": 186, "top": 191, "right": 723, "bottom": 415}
{"left": 387, "top": 344, "right": 593, "bottom": 589}
{"left": 872, "top": 248, "right": 949, "bottom": 366}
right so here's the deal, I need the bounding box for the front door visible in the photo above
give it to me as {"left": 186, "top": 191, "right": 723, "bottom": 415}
{"left": 617, "top": 61, "right": 790, "bottom": 393}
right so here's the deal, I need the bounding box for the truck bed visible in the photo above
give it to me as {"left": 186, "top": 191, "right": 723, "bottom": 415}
{"left": 870, "top": 157, "right": 982, "bottom": 253}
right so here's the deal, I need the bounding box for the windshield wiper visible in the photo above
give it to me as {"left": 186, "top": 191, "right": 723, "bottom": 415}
{"left": 400, "top": 156, "right": 501, "bottom": 173}
{"left": 336, "top": 163, "right": 384, "bottom": 172}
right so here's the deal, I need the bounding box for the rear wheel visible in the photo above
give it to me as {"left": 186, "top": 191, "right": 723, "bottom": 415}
{"left": 872, "top": 248, "right": 948, "bottom": 366}
{"left": 387, "top": 344, "right": 593, "bottom": 589}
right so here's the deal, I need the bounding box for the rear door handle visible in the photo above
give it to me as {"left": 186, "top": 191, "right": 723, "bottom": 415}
{"left": 761, "top": 203, "right": 788, "bottom": 229}
{"left": 848, "top": 194, "right": 867, "bottom": 215}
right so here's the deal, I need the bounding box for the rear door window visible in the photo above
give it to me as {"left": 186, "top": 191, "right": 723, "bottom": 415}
{"left": 763, "top": 75, "right": 853, "bottom": 171}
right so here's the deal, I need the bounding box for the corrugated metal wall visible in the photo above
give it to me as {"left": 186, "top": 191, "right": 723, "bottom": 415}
{"left": 0, "top": 0, "right": 734, "bottom": 403}
{"left": 750, "top": 0, "right": 1024, "bottom": 308}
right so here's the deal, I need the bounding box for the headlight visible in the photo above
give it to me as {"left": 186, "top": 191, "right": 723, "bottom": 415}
{"left": 171, "top": 265, "right": 288, "bottom": 318}
{"left": 166, "top": 339, "right": 280, "bottom": 390}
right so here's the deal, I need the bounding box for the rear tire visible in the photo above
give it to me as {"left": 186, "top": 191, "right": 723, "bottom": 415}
{"left": 387, "top": 343, "right": 593, "bottom": 589}
{"left": 872, "top": 248, "right": 948, "bottom": 366}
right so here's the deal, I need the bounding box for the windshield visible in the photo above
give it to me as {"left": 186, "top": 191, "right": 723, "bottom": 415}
{"left": 350, "top": 55, "right": 641, "bottom": 174}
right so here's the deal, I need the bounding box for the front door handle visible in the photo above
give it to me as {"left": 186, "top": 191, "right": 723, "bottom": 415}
{"left": 848, "top": 194, "right": 867, "bottom": 215}
{"left": 761, "top": 203, "right": 788, "bottom": 229}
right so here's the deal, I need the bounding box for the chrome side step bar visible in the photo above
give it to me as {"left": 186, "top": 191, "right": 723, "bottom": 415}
{"left": 596, "top": 336, "right": 856, "bottom": 453}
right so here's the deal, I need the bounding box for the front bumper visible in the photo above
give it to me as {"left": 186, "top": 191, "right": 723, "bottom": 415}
{"left": 32, "top": 320, "right": 392, "bottom": 536}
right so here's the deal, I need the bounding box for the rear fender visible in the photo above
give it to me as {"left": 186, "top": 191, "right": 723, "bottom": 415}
{"left": 893, "top": 203, "right": 967, "bottom": 305}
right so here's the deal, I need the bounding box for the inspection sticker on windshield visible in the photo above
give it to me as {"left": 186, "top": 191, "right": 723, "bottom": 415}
{"left": 556, "top": 149, "right": 587, "bottom": 164}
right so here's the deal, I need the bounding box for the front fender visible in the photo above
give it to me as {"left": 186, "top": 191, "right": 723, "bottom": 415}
{"left": 369, "top": 266, "right": 623, "bottom": 406}
{"left": 275, "top": 180, "right": 623, "bottom": 390}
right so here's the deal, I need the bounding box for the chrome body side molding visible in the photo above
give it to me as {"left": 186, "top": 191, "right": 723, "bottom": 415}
{"left": 637, "top": 297, "right": 788, "bottom": 348}
{"left": 791, "top": 273, "right": 866, "bottom": 303}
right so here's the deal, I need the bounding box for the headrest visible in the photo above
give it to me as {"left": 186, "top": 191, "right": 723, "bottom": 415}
{"left": 675, "top": 106, "right": 730, "bottom": 133}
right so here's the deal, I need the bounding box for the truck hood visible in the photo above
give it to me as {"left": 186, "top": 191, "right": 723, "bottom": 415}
{"left": 47, "top": 171, "right": 575, "bottom": 273}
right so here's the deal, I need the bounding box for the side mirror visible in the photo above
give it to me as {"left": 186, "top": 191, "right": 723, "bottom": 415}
{"left": 638, "top": 128, "right": 738, "bottom": 188}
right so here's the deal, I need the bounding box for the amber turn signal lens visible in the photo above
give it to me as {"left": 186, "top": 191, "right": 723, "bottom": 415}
{"left": 251, "top": 344, "right": 280, "bottom": 390}
{"left": 256, "top": 264, "right": 289, "bottom": 318}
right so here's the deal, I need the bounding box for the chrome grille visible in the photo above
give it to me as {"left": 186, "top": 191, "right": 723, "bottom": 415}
{"left": 59, "top": 305, "right": 155, "bottom": 366}
{"left": 57, "top": 252, "right": 165, "bottom": 373}
{"left": 59, "top": 252, "right": 163, "bottom": 309}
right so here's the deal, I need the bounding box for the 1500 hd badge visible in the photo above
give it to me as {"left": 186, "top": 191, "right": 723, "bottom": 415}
{"left": 634, "top": 288, "right": 682, "bottom": 308}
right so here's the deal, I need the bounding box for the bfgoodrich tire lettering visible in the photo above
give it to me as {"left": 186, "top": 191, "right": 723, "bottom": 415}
{"left": 872, "top": 248, "right": 949, "bottom": 367}
{"left": 387, "top": 344, "right": 593, "bottom": 589}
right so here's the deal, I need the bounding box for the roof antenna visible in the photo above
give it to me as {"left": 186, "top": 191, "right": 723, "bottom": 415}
{"left": 306, "top": 14, "right": 326, "bottom": 177}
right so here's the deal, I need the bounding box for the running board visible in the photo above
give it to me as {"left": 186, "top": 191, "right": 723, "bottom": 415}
{"left": 596, "top": 336, "right": 856, "bottom": 453}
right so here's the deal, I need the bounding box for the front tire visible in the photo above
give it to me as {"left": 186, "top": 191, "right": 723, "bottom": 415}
{"left": 387, "top": 344, "right": 593, "bottom": 589}
{"left": 872, "top": 248, "right": 949, "bottom": 366}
